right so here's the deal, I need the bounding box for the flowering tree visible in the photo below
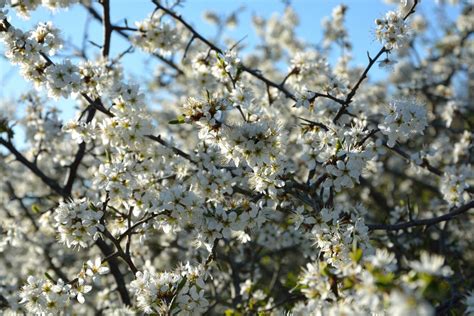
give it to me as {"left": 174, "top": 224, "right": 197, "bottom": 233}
{"left": 0, "top": 0, "right": 473, "bottom": 314}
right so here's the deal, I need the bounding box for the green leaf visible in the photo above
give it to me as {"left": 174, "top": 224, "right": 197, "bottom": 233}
{"left": 176, "top": 276, "right": 188, "bottom": 293}
{"left": 335, "top": 139, "right": 343, "bottom": 153}
{"left": 88, "top": 202, "right": 98, "bottom": 211}
{"left": 350, "top": 248, "right": 363, "bottom": 263}
{"left": 320, "top": 262, "right": 331, "bottom": 277}
{"left": 374, "top": 272, "right": 395, "bottom": 289}
{"left": 261, "top": 255, "right": 271, "bottom": 266}
{"left": 168, "top": 116, "right": 186, "bottom": 125}
{"left": 44, "top": 272, "right": 55, "bottom": 282}
{"left": 224, "top": 309, "right": 242, "bottom": 316}
{"left": 284, "top": 271, "right": 299, "bottom": 288}
{"left": 169, "top": 277, "right": 188, "bottom": 312}
{"left": 31, "top": 204, "right": 41, "bottom": 214}
{"left": 105, "top": 148, "right": 112, "bottom": 163}
{"left": 342, "top": 277, "right": 355, "bottom": 290}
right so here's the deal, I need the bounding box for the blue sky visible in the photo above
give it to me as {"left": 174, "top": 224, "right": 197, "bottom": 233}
{"left": 0, "top": 0, "right": 460, "bottom": 120}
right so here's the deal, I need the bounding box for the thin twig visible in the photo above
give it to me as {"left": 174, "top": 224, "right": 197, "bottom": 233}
{"left": 333, "top": 0, "right": 419, "bottom": 123}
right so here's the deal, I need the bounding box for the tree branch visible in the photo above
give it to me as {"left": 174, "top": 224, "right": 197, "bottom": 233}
{"left": 333, "top": 0, "right": 419, "bottom": 123}
{"left": 152, "top": 1, "right": 345, "bottom": 104}
{"left": 368, "top": 200, "right": 474, "bottom": 231}
{"left": 82, "top": 3, "right": 185, "bottom": 76}
{"left": 0, "top": 138, "right": 66, "bottom": 197}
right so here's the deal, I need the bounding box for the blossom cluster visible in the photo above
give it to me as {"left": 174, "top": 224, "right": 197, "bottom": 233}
{"left": 19, "top": 256, "right": 110, "bottom": 314}
{"left": 212, "top": 50, "right": 241, "bottom": 83}
{"left": 132, "top": 14, "right": 182, "bottom": 56}
{"left": 19, "top": 276, "right": 72, "bottom": 315}
{"left": 322, "top": 5, "right": 350, "bottom": 49}
{"left": 441, "top": 165, "right": 471, "bottom": 206}
{"left": 218, "top": 120, "right": 287, "bottom": 194}
{"left": 130, "top": 263, "right": 209, "bottom": 315}
{"left": 53, "top": 199, "right": 104, "bottom": 248}
{"left": 378, "top": 99, "right": 428, "bottom": 148}
{"left": 0, "top": 21, "right": 119, "bottom": 101}
{"left": 3, "top": 0, "right": 80, "bottom": 18}
{"left": 1, "top": 21, "right": 62, "bottom": 63}
{"left": 294, "top": 249, "right": 453, "bottom": 315}
{"left": 182, "top": 95, "right": 229, "bottom": 134}
{"left": 375, "top": 10, "right": 411, "bottom": 49}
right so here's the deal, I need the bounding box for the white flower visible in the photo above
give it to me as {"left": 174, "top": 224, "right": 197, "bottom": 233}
{"left": 295, "top": 90, "right": 315, "bottom": 109}
{"left": 325, "top": 157, "right": 362, "bottom": 192}
{"left": 299, "top": 262, "right": 334, "bottom": 300}
{"left": 212, "top": 50, "right": 241, "bottom": 81}
{"left": 440, "top": 165, "right": 470, "bottom": 207}
{"left": 132, "top": 16, "right": 179, "bottom": 56}
{"left": 387, "top": 290, "right": 434, "bottom": 316}
{"left": 86, "top": 257, "right": 110, "bottom": 281}
{"left": 74, "top": 279, "right": 92, "bottom": 304}
{"left": 53, "top": 198, "right": 104, "bottom": 249}
{"left": 62, "top": 119, "right": 96, "bottom": 144}
{"left": 464, "top": 291, "right": 474, "bottom": 315}
{"left": 230, "top": 85, "right": 253, "bottom": 109}
{"left": 130, "top": 265, "right": 209, "bottom": 315}
{"left": 375, "top": 10, "right": 411, "bottom": 50}
{"left": 45, "top": 60, "right": 80, "bottom": 98}
{"left": 408, "top": 251, "right": 453, "bottom": 277}
{"left": 368, "top": 249, "right": 397, "bottom": 272}
{"left": 183, "top": 95, "right": 229, "bottom": 134}
{"left": 378, "top": 100, "right": 427, "bottom": 147}
{"left": 20, "top": 276, "right": 72, "bottom": 314}
{"left": 289, "top": 206, "right": 316, "bottom": 229}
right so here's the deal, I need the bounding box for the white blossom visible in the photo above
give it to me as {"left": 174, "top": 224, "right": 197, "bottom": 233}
{"left": 375, "top": 10, "right": 411, "bottom": 49}
{"left": 53, "top": 198, "right": 104, "bottom": 248}
{"left": 378, "top": 100, "right": 428, "bottom": 147}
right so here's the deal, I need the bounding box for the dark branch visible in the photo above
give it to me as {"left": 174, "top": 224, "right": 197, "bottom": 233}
{"left": 152, "top": 1, "right": 345, "bottom": 104}
{"left": 368, "top": 200, "right": 474, "bottom": 231}
{"left": 82, "top": 3, "right": 185, "bottom": 76}
{"left": 333, "top": 0, "right": 419, "bottom": 123}
{"left": 0, "top": 138, "right": 66, "bottom": 197}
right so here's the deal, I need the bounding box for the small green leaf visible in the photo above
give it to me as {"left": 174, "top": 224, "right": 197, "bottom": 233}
{"left": 374, "top": 272, "right": 395, "bottom": 289}
{"left": 342, "top": 277, "right": 355, "bottom": 290}
{"left": 44, "top": 272, "right": 55, "bottom": 282}
{"left": 169, "top": 116, "right": 186, "bottom": 125}
{"left": 169, "top": 277, "right": 188, "bottom": 312}
{"left": 335, "top": 139, "right": 342, "bottom": 153}
{"left": 285, "top": 271, "right": 299, "bottom": 288}
{"left": 350, "top": 248, "right": 363, "bottom": 263}
{"left": 224, "top": 309, "right": 241, "bottom": 316}
{"left": 31, "top": 204, "right": 41, "bottom": 214}
{"left": 105, "top": 148, "right": 112, "bottom": 163}
{"left": 176, "top": 276, "right": 188, "bottom": 293}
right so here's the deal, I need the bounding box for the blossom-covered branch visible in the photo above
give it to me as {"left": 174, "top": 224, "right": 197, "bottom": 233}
{"left": 0, "top": 0, "right": 472, "bottom": 315}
